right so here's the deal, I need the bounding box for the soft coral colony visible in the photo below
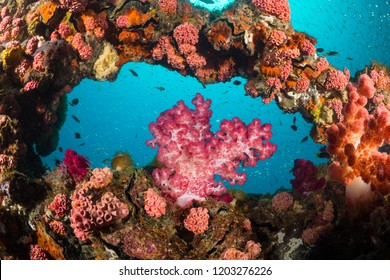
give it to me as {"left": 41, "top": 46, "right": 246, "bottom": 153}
{"left": 0, "top": 0, "right": 389, "bottom": 260}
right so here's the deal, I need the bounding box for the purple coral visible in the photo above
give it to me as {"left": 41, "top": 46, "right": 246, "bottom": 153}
{"left": 60, "top": 149, "right": 90, "bottom": 182}
{"left": 290, "top": 159, "right": 326, "bottom": 195}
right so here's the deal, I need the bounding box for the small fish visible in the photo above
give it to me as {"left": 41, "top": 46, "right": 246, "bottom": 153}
{"left": 69, "top": 98, "right": 79, "bottom": 106}
{"left": 233, "top": 80, "right": 242, "bottom": 86}
{"left": 74, "top": 132, "right": 81, "bottom": 139}
{"left": 301, "top": 136, "right": 309, "bottom": 143}
{"left": 317, "top": 151, "right": 330, "bottom": 159}
{"left": 347, "top": 57, "right": 353, "bottom": 61}
{"left": 379, "top": 144, "right": 390, "bottom": 154}
{"left": 293, "top": 116, "right": 296, "bottom": 125}
{"left": 291, "top": 125, "right": 298, "bottom": 131}
{"left": 199, "top": 0, "right": 214, "bottom": 4}
{"left": 129, "top": 69, "right": 138, "bottom": 77}
{"left": 54, "top": 158, "right": 61, "bottom": 167}
{"left": 71, "top": 115, "right": 80, "bottom": 123}
{"left": 58, "top": 146, "right": 63, "bottom": 152}
{"left": 78, "top": 142, "right": 85, "bottom": 146}
{"left": 202, "top": 84, "right": 206, "bottom": 89}
{"left": 102, "top": 158, "right": 111, "bottom": 163}
{"left": 155, "top": 86, "right": 165, "bottom": 91}
{"left": 324, "top": 51, "right": 339, "bottom": 56}
{"left": 317, "top": 48, "right": 324, "bottom": 53}
{"left": 317, "top": 146, "right": 330, "bottom": 159}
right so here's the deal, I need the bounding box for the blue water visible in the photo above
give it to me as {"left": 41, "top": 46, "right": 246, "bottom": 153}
{"left": 41, "top": 0, "right": 390, "bottom": 195}
{"left": 290, "top": 0, "right": 390, "bottom": 74}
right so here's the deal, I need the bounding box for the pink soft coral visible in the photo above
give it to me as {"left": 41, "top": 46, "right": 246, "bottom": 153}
{"left": 146, "top": 93, "right": 277, "bottom": 208}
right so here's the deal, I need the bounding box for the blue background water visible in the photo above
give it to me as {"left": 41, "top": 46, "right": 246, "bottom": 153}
{"left": 41, "top": 0, "right": 390, "bottom": 195}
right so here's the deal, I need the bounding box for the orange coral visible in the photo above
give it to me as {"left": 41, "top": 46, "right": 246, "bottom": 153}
{"left": 285, "top": 32, "right": 315, "bottom": 51}
{"left": 207, "top": 21, "right": 232, "bottom": 51}
{"left": 260, "top": 63, "right": 281, "bottom": 77}
{"left": 118, "top": 44, "right": 150, "bottom": 65}
{"left": 120, "top": 8, "right": 152, "bottom": 28}
{"left": 119, "top": 30, "right": 140, "bottom": 44}
{"left": 37, "top": 2, "right": 58, "bottom": 24}
{"left": 143, "top": 23, "right": 156, "bottom": 42}
{"left": 36, "top": 220, "right": 65, "bottom": 260}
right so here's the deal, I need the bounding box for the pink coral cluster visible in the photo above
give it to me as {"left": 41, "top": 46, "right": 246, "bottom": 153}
{"left": 57, "top": 22, "right": 73, "bottom": 39}
{"left": 315, "top": 57, "right": 329, "bottom": 73}
{"left": 33, "top": 52, "right": 45, "bottom": 71}
{"left": 70, "top": 187, "right": 129, "bottom": 241}
{"left": 23, "top": 80, "right": 40, "bottom": 92}
{"left": 324, "top": 69, "right": 349, "bottom": 91}
{"left": 26, "top": 36, "right": 40, "bottom": 55}
{"left": 327, "top": 74, "right": 390, "bottom": 195}
{"left": 49, "top": 220, "right": 67, "bottom": 236}
{"left": 370, "top": 68, "right": 390, "bottom": 91}
{"left": 295, "top": 77, "right": 310, "bottom": 93}
{"left": 152, "top": 36, "right": 185, "bottom": 70}
{"left": 71, "top": 33, "right": 93, "bottom": 60}
{"left": 251, "top": 0, "right": 291, "bottom": 22}
{"left": 60, "top": 149, "right": 90, "bottom": 182}
{"left": 266, "top": 30, "right": 286, "bottom": 48}
{"left": 48, "top": 193, "right": 69, "bottom": 217}
{"left": 221, "top": 241, "right": 261, "bottom": 260}
{"left": 88, "top": 167, "right": 113, "bottom": 188}
{"left": 290, "top": 159, "right": 326, "bottom": 195}
{"left": 144, "top": 188, "right": 166, "bottom": 217}
{"left": 0, "top": 6, "right": 23, "bottom": 45}
{"left": 300, "top": 39, "right": 316, "bottom": 56}
{"left": 217, "top": 58, "right": 235, "bottom": 82}
{"left": 183, "top": 207, "right": 209, "bottom": 235}
{"left": 59, "top": 0, "right": 88, "bottom": 13}
{"left": 146, "top": 93, "right": 277, "bottom": 208}
{"left": 157, "top": 0, "right": 177, "bottom": 16}
{"left": 29, "top": 244, "right": 49, "bottom": 260}
{"left": 0, "top": 154, "right": 15, "bottom": 172}
{"left": 83, "top": 12, "right": 108, "bottom": 39}
{"left": 272, "top": 191, "right": 293, "bottom": 212}
{"left": 173, "top": 23, "right": 206, "bottom": 70}
{"left": 328, "top": 99, "right": 344, "bottom": 123}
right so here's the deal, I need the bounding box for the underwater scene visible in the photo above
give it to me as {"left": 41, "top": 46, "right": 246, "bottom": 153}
{"left": 0, "top": 0, "right": 389, "bottom": 260}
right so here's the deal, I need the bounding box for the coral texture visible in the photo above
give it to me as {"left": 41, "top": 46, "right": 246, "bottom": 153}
{"left": 146, "top": 93, "right": 277, "bottom": 207}
{"left": 61, "top": 149, "right": 90, "bottom": 182}
{"left": 327, "top": 74, "right": 390, "bottom": 194}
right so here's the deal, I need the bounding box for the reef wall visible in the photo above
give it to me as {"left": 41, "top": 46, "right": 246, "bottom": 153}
{"left": 0, "top": 0, "right": 390, "bottom": 260}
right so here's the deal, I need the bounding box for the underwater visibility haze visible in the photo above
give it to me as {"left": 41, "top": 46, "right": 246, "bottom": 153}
{"left": 0, "top": 0, "right": 390, "bottom": 260}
